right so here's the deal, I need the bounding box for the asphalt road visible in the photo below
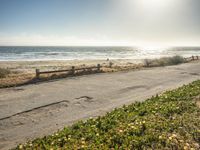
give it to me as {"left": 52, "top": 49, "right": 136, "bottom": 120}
{"left": 0, "top": 62, "right": 200, "bottom": 150}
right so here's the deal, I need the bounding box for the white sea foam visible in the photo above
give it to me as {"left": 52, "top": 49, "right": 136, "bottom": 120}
{"left": 0, "top": 46, "right": 199, "bottom": 61}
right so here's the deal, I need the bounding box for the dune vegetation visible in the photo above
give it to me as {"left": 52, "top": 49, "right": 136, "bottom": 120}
{"left": 0, "top": 68, "right": 11, "bottom": 78}
{"left": 0, "top": 56, "right": 197, "bottom": 89}
{"left": 144, "top": 55, "right": 186, "bottom": 67}
{"left": 15, "top": 80, "right": 200, "bottom": 150}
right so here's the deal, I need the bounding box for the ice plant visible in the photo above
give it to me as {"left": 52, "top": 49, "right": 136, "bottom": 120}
{"left": 15, "top": 80, "right": 200, "bottom": 150}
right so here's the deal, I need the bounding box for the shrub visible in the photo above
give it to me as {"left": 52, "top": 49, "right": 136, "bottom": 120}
{"left": 144, "top": 55, "right": 186, "bottom": 67}
{"left": 0, "top": 68, "right": 11, "bottom": 78}
{"left": 168, "top": 55, "right": 185, "bottom": 65}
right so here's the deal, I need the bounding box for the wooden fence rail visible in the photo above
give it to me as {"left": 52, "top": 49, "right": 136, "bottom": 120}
{"left": 35, "top": 56, "right": 199, "bottom": 79}
{"left": 184, "top": 55, "right": 199, "bottom": 62}
{"left": 35, "top": 64, "right": 101, "bottom": 79}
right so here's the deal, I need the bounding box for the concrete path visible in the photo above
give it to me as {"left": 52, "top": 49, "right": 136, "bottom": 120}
{"left": 0, "top": 62, "right": 200, "bottom": 150}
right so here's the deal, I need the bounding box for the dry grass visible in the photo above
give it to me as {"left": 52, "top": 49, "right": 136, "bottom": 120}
{"left": 0, "top": 56, "right": 196, "bottom": 88}
{"left": 0, "top": 64, "right": 143, "bottom": 88}
{"left": 0, "top": 68, "right": 11, "bottom": 78}
{"left": 0, "top": 73, "right": 35, "bottom": 88}
{"left": 101, "top": 64, "right": 143, "bottom": 73}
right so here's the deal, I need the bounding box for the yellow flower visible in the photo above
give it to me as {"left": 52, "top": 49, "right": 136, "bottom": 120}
{"left": 19, "top": 145, "right": 23, "bottom": 149}
{"left": 159, "top": 136, "right": 162, "bottom": 139}
{"left": 131, "top": 126, "right": 135, "bottom": 129}
{"left": 81, "top": 137, "right": 85, "bottom": 141}
{"left": 169, "top": 136, "right": 172, "bottom": 140}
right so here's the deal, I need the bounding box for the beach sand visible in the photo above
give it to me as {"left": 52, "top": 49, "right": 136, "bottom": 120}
{"left": 0, "top": 59, "right": 143, "bottom": 88}
{"left": 1, "top": 56, "right": 199, "bottom": 88}
{"left": 0, "top": 59, "right": 142, "bottom": 73}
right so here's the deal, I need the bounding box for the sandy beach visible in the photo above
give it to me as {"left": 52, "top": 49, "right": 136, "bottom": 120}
{"left": 0, "top": 56, "right": 199, "bottom": 88}
{"left": 0, "top": 59, "right": 142, "bottom": 73}
{"left": 0, "top": 59, "right": 144, "bottom": 88}
{"left": 0, "top": 61, "right": 200, "bottom": 149}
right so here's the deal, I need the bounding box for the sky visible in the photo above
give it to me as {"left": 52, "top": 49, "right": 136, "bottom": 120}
{"left": 0, "top": 0, "right": 200, "bottom": 47}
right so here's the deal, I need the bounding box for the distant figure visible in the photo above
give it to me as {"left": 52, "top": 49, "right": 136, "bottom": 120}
{"left": 106, "top": 58, "right": 109, "bottom": 61}
{"left": 109, "top": 61, "right": 113, "bottom": 68}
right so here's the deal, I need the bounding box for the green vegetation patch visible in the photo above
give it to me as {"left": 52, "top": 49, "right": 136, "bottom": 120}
{"left": 16, "top": 80, "right": 200, "bottom": 150}
{"left": 144, "top": 55, "right": 186, "bottom": 67}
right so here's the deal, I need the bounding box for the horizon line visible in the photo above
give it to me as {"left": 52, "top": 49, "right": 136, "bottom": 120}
{"left": 0, "top": 45, "right": 200, "bottom": 47}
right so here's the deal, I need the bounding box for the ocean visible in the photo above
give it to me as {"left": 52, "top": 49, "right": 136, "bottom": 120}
{"left": 0, "top": 46, "right": 200, "bottom": 61}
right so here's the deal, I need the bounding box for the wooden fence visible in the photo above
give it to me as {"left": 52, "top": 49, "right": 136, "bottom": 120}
{"left": 35, "top": 56, "right": 199, "bottom": 79}
{"left": 35, "top": 64, "right": 101, "bottom": 79}
{"left": 184, "top": 56, "right": 199, "bottom": 62}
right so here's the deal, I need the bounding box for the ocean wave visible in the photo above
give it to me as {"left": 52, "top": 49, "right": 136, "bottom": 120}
{"left": 0, "top": 46, "right": 200, "bottom": 61}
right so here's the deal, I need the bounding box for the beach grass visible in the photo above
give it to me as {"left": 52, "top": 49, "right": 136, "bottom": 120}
{"left": 0, "top": 68, "right": 11, "bottom": 78}
{"left": 144, "top": 55, "right": 186, "bottom": 67}
{"left": 0, "top": 56, "right": 197, "bottom": 88}
{"left": 0, "top": 73, "right": 34, "bottom": 88}
{"left": 15, "top": 80, "right": 200, "bottom": 150}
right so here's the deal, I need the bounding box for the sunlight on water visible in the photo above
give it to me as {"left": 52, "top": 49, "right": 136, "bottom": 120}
{"left": 0, "top": 46, "right": 199, "bottom": 61}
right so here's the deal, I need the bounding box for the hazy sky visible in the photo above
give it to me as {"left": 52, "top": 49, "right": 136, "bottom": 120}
{"left": 0, "top": 0, "right": 200, "bottom": 46}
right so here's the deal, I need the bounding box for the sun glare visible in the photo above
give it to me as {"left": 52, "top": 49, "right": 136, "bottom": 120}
{"left": 138, "top": 0, "right": 173, "bottom": 8}
{"left": 138, "top": 44, "right": 169, "bottom": 51}
{"left": 130, "top": 0, "right": 174, "bottom": 12}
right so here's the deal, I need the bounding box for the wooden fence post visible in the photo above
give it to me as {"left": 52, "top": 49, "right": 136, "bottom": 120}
{"left": 192, "top": 56, "right": 194, "bottom": 61}
{"left": 109, "top": 62, "right": 113, "bottom": 68}
{"left": 71, "top": 66, "right": 75, "bottom": 75}
{"left": 36, "top": 69, "right": 40, "bottom": 79}
{"left": 97, "top": 64, "right": 101, "bottom": 71}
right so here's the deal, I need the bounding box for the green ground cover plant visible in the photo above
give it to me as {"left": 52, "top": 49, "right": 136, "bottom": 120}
{"left": 16, "top": 80, "right": 200, "bottom": 150}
